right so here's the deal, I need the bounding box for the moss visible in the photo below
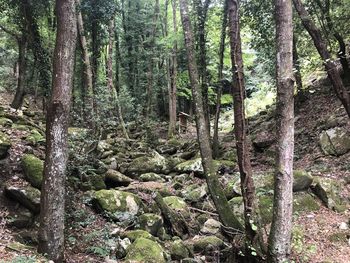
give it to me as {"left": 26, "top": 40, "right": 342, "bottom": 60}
{"left": 125, "top": 237, "right": 166, "bottom": 263}
{"left": 25, "top": 129, "right": 45, "bottom": 145}
{"left": 0, "top": 117, "right": 13, "bottom": 127}
{"left": 138, "top": 213, "right": 163, "bottom": 236}
{"left": 169, "top": 239, "right": 189, "bottom": 260}
{"left": 21, "top": 154, "right": 44, "bottom": 189}
{"left": 293, "top": 193, "right": 320, "bottom": 213}
{"left": 191, "top": 236, "right": 224, "bottom": 253}
{"left": 12, "top": 124, "right": 30, "bottom": 131}
{"left": 139, "top": 172, "right": 164, "bottom": 182}
{"left": 163, "top": 196, "right": 187, "bottom": 210}
{"left": 122, "top": 230, "right": 154, "bottom": 241}
{"left": 127, "top": 151, "right": 170, "bottom": 177}
{"left": 293, "top": 170, "right": 313, "bottom": 192}
{"left": 0, "top": 131, "right": 11, "bottom": 159}
{"left": 175, "top": 158, "right": 203, "bottom": 175}
{"left": 258, "top": 195, "right": 273, "bottom": 225}
{"left": 328, "top": 231, "right": 349, "bottom": 243}
{"left": 182, "top": 184, "right": 207, "bottom": 202}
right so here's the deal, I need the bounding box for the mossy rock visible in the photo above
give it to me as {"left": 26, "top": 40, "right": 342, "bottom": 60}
{"left": 169, "top": 239, "right": 190, "bottom": 260}
{"left": 174, "top": 158, "right": 203, "bottom": 175}
{"left": 25, "top": 129, "right": 45, "bottom": 145}
{"left": 12, "top": 124, "right": 30, "bottom": 131}
{"left": 319, "top": 127, "right": 350, "bottom": 156}
{"left": 139, "top": 172, "right": 164, "bottom": 182}
{"left": 190, "top": 236, "right": 225, "bottom": 254}
{"left": 80, "top": 172, "right": 106, "bottom": 191}
{"left": 92, "top": 189, "right": 143, "bottom": 220}
{"left": 138, "top": 213, "right": 163, "bottom": 236}
{"left": 4, "top": 184, "right": 41, "bottom": 214}
{"left": 105, "top": 169, "right": 132, "bottom": 187}
{"left": 163, "top": 196, "right": 188, "bottom": 210}
{"left": 293, "top": 192, "right": 320, "bottom": 213}
{"left": 293, "top": 170, "right": 313, "bottom": 192}
{"left": 0, "top": 117, "right": 13, "bottom": 127}
{"left": 125, "top": 237, "right": 166, "bottom": 263}
{"left": 21, "top": 154, "right": 44, "bottom": 189}
{"left": 181, "top": 184, "right": 207, "bottom": 203}
{"left": 121, "top": 230, "right": 155, "bottom": 242}
{"left": 0, "top": 131, "right": 11, "bottom": 159}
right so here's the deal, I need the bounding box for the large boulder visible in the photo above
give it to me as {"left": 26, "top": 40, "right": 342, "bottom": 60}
{"left": 105, "top": 169, "right": 132, "bottom": 187}
{"left": 125, "top": 237, "right": 166, "bottom": 263}
{"left": 175, "top": 158, "right": 203, "bottom": 175}
{"left": 21, "top": 154, "right": 44, "bottom": 189}
{"left": 92, "top": 189, "right": 143, "bottom": 220}
{"left": 4, "top": 185, "right": 41, "bottom": 214}
{"left": 0, "top": 131, "right": 11, "bottom": 159}
{"left": 293, "top": 170, "right": 313, "bottom": 192}
{"left": 319, "top": 127, "right": 350, "bottom": 156}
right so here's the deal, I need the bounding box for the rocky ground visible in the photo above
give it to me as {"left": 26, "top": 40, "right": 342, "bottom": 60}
{"left": 0, "top": 81, "right": 350, "bottom": 263}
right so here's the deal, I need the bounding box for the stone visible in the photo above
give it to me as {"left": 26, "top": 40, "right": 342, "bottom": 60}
{"left": 0, "top": 117, "right": 13, "bottom": 127}
{"left": 175, "top": 158, "right": 203, "bottom": 175}
{"left": 21, "top": 154, "right": 44, "bottom": 189}
{"left": 92, "top": 189, "right": 143, "bottom": 220}
{"left": 138, "top": 213, "right": 163, "bottom": 236}
{"left": 182, "top": 184, "right": 207, "bottom": 203}
{"left": 6, "top": 207, "right": 33, "bottom": 228}
{"left": 121, "top": 230, "right": 154, "bottom": 242}
{"left": 97, "top": 140, "right": 112, "bottom": 153}
{"left": 190, "top": 236, "right": 225, "bottom": 254}
{"left": 0, "top": 131, "right": 11, "bottom": 159}
{"left": 125, "top": 237, "right": 166, "bottom": 263}
{"left": 200, "top": 219, "right": 221, "bottom": 235}
{"left": 163, "top": 196, "right": 188, "bottom": 210}
{"left": 169, "top": 239, "right": 190, "bottom": 260}
{"left": 4, "top": 185, "right": 41, "bottom": 214}
{"left": 252, "top": 131, "right": 275, "bottom": 152}
{"left": 80, "top": 172, "right": 106, "bottom": 191}
{"left": 139, "top": 172, "right": 164, "bottom": 182}
{"left": 156, "top": 144, "right": 177, "bottom": 155}
{"left": 105, "top": 169, "right": 132, "bottom": 187}
{"left": 115, "top": 237, "right": 131, "bottom": 259}
{"left": 293, "top": 170, "right": 313, "bottom": 192}
{"left": 319, "top": 127, "right": 350, "bottom": 156}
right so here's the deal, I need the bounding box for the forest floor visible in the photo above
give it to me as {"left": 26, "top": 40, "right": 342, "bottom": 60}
{"left": 0, "top": 81, "right": 350, "bottom": 263}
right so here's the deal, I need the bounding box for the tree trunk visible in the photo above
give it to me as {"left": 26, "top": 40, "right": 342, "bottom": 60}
{"left": 179, "top": 0, "right": 243, "bottom": 234}
{"left": 38, "top": 0, "right": 77, "bottom": 261}
{"left": 11, "top": 35, "right": 28, "bottom": 109}
{"left": 293, "top": 0, "right": 350, "bottom": 118}
{"left": 168, "top": 0, "right": 178, "bottom": 138}
{"left": 213, "top": 0, "right": 228, "bottom": 159}
{"left": 293, "top": 35, "right": 303, "bottom": 92}
{"left": 228, "top": 0, "right": 261, "bottom": 258}
{"left": 268, "top": 0, "right": 294, "bottom": 262}
{"left": 107, "top": 18, "right": 129, "bottom": 140}
{"left": 76, "top": 0, "right": 96, "bottom": 126}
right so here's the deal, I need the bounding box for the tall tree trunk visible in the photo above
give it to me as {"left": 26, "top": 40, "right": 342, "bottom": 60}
{"left": 293, "top": 35, "right": 303, "bottom": 92}
{"left": 11, "top": 35, "right": 28, "bottom": 109}
{"left": 38, "top": 0, "right": 77, "bottom": 261}
{"left": 168, "top": 0, "right": 178, "bottom": 138}
{"left": 179, "top": 0, "right": 243, "bottom": 233}
{"left": 293, "top": 0, "right": 350, "bottom": 118}
{"left": 76, "top": 0, "right": 96, "bottom": 126}
{"left": 268, "top": 0, "right": 294, "bottom": 262}
{"left": 107, "top": 18, "right": 129, "bottom": 139}
{"left": 213, "top": 0, "right": 228, "bottom": 159}
{"left": 228, "top": 0, "right": 261, "bottom": 258}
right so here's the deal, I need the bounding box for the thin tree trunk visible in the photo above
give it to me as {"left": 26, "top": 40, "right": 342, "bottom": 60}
{"left": 168, "top": 0, "right": 178, "bottom": 138}
{"left": 179, "top": 0, "right": 243, "bottom": 234}
{"left": 38, "top": 0, "right": 77, "bottom": 261}
{"left": 293, "top": 0, "right": 350, "bottom": 118}
{"left": 107, "top": 18, "right": 129, "bottom": 139}
{"left": 228, "top": 0, "right": 261, "bottom": 258}
{"left": 268, "top": 0, "right": 294, "bottom": 262}
{"left": 293, "top": 35, "right": 303, "bottom": 92}
{"left": 76, "top": 0, "right": 96, "bottom": 126}
{"left": 213, "top": 0, "right": 228, "bottom": 159}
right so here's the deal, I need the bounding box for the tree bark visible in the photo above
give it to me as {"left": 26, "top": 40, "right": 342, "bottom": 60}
{"left": 293, "top": 35, "right": 303, "bottom": 92}
{"left": 179, "top": 0, "right": 243, "bottom": 234}
{"left": 213, "top": 0, "right": 228, "bottom": 159}
{"left": 107, "top": 18, "right": 129, "bottom": 139}
{"left": 268, "top": 0, "right": 295, "bottom": 262}
{"left": 38, "top": 0, "right": 77, "bottom": 261}
{"left": 293, "top": 0, "right": 350, "bottom": 118}
{"left": 168, "top": 0, "right": 178, "bottom": 138}
{"left": 228, "top": 0, "right": 261, "bottom": 258}
{"left": 76, "top": 0, "right": 96, "bottom": 126}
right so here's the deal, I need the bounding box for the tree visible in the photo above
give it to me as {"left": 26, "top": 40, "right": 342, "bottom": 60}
{"left": 38, "top": 0, "right": 77, "bottom": 261}
{"left": 179, "top": 0, "right": 243, "bottom": 234}
{"left": 293, "top": 0, "right": 350, "bottom": 118}
{"left": 268, "top": 0, "right": 295, "bottom": 262}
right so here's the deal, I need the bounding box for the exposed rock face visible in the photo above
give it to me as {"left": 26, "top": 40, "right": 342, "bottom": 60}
{"left": 21, "top": 154, "right": 44, "bottom": 189}
{"left": 0, "top": 131, "right": 11, "bottom": 159}
{"left": 125, "top": 237, "right": 166, "bottom": 263}
{"left": 4, "top": 185, "right": 41, "bottom": 214}
{"left": 319, "top": 127, "right": 350, "bottom": 156}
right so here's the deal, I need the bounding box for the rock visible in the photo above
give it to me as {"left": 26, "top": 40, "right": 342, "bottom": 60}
{"left": 182, "top": 184, "right": 207, "bottom": 203}
{"left": 293, "top": 170, "right": 313, "bottom": 192}
{"left": 105, "top": 169, "right": 132, "bottom": 187}
{"left": 0, "top": 117, "right": 13, "bottom": 127}
{"left": 339, "top": 222, "right": 349, "bottom": 230}
{"left": 311, "top": 177, "right": 345, "bottom": 211}
{"left": 21, "top": 154, "right": 44, "bottom": 189}
{"left": 252, "top": 131, "right": 275, "bottom": 152}
{"left": 92, "top": 189, "right": 143, "bottom": 220}
{"left": 293, "top": 192, "right": 320, "bottom": 213}
{"left": 169, "top": 239, "right": 190, "bottom": 260}
{"left": 126, "top": 151, "right": 170, "bottom": 177}
{"left": 319, "top": 127, "right": 350, "bottom": 156}
{"left": 175, "top": 158, "right": 203, "bottom": 175}
{"left": 163, "top": 196, "right": 188, "bottom": 210}
{"left": 200, "top": 219, "right": 221, "bottom": 235}
{"left": 121, "top": 230, "right": 154, "bottom": 242}
{"left": 125, "top": 237, "right": 166, "bottom": 263}
{"left": 0, "top": 131, "right": 11, "bottom": 159}
{"left": 80, "top": 172, "right": 106, "bottom": 191}
{"left": 139, "top": 172, "right": 164, "bottom": 182}
{"left": 156, "top": 144, "right": 177, "bottom": 155}
{"left": 138, "top": 213, "right": 163, "bottom": 236}
{"left": 115, "top": 237, "right": 131, "bottom": 259}
{"left": 6, "top": 207, "right": 33, "bottom": 228}
{"left": 4, "top": 185, "right": 41, "bottom": 214}
{"left": 97, "top": 140, "right": 112, "bottom": 153}
{"left": 190, "top": 236, "right": 225, "bottom": 254}
{"left": 25, "top": 129, "right": 45, "bottom": 145}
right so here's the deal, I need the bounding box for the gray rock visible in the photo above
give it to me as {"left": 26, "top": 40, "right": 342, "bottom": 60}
{"left": 138, "top": 213, "right": 163, "bottom": 236}
{"left": 105, "top": 169, "right": 132, "bottom": 187}
{"left": 4, "top": 185, "right": 41, "bottom": 214}
{"left": 319, "top": 127, "right": 350, "bottom": 156}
